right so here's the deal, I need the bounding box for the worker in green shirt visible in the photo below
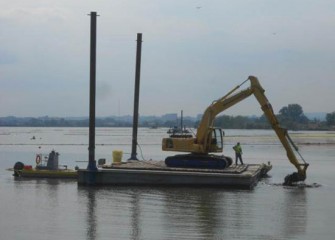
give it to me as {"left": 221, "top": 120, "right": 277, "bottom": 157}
{"left": 233, "top": 142, "right": 244, "bottom": 165}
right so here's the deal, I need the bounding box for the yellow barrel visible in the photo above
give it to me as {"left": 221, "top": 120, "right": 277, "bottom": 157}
{"left": 112, "top": 150, "right": 123, "bottom": 164}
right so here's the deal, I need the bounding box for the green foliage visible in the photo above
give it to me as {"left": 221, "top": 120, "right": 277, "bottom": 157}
{"left": 277, "top": 104, "right": 309, "bottom": 130}
{"left": 214, "top": 115, "right": 270, "bottom": 129}
{"left": 214, "top": 104, "right": 332, "bottom": 130}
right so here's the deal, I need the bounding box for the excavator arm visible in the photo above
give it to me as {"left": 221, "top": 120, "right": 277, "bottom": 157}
{"left": 247, "top": 76, "right": 309, "bottom": 185}
{"left": 203, "top": 76, "right": 309, "bottom": 184}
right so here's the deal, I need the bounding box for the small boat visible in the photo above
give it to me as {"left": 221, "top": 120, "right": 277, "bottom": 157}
{"left": 12, "top": 150, "right": 77, "bottom": 179}
{"left": 166, "top": 110, "right": 193, "bottom": 138}
{"left": 167, "top": 126, "right": 192, "bottom": 138}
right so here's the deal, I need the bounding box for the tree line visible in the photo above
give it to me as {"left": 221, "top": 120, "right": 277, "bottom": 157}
{"left": 214, "top": 104, "right": 335, "bottom": 130}
{"left": 1, "top": 104, "right": 334, "bottom": 130}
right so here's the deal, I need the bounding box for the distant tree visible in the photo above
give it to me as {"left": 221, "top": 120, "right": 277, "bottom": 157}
{"left": 278, "top": 104, "right": 309, "bottom": 129}
{"left": 279, "top": 104, "right": 308, "bottom": 122}
{"left": 214, "top": 115, "right": 264, "bottom": 129}
{"left": 326, "top": 112, "right": 335, "bottom": 126}
{"left": 256, "top": 114, "right": 271, "bottom": 128}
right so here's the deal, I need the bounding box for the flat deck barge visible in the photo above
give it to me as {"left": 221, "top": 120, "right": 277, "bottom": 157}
{"left": 78, "top": 160, "right": 271, "bottom": 189}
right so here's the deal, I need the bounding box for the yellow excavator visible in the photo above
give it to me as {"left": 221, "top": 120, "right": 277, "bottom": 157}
{"left": 162, "top": 76, "right": 309, "bottom": 185}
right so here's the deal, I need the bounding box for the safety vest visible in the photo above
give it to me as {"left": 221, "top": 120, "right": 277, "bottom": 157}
{"left": 233, "top": 145, "right": 242, "bottom": 154}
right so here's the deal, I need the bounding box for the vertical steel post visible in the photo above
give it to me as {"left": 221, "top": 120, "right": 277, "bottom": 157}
{"left": 129, "top": 33, "right": 143, "bottom": 160}
{"left": 87, "top": 12, "right": 98, "bottom": 171}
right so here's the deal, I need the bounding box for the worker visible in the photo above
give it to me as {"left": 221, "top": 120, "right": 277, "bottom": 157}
{"left": 233, "top": 142, "right": 243, "bottom": 165}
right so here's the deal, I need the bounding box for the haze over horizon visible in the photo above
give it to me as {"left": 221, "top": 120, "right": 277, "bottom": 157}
{"left": 1, "top": 1, "right": 334, "bottom": 118}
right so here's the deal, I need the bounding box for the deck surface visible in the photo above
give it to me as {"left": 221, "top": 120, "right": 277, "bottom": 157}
{"left": 102, "top": 160, "right": 250, "bottom": 174}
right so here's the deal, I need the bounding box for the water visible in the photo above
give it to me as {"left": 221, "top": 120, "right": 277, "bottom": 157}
{"left": 1, "top": 127, "right": 335, "bottom": 240}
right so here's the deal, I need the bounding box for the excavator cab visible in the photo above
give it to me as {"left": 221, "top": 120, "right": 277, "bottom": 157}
{"left": 208, "top": 128, "right": 224, "bottom": 152}
{"left": 162, "top": 127, "right": 224, "bottom": 154}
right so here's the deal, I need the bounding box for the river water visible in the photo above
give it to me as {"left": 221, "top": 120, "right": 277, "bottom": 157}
{"left": 0, "top": 127, "right": 334, "bottom": 240}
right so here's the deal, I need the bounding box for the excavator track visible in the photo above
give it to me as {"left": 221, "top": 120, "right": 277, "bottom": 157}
{"left": 165, "top": 154, "right": 233, "bottom": 169}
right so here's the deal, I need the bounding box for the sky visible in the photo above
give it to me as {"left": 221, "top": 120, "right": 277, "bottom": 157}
{"left": 1, "top": 0, "right": 335, "bottom": 118}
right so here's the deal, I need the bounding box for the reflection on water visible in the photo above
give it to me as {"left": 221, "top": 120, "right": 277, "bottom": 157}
{"left": 85, "top": 188, "right": 97, "bottom": 240}
{"left": 76, "top": 186, "right": 309, "bottom": 240}
{"left": 130, "top": 191, "right": 141, "bottom": 240}
{"left": 283, "top": 188, "right": 307, "bottom": 237}
{"left": 161, "top": 188, "right": 215, "bottom": 239}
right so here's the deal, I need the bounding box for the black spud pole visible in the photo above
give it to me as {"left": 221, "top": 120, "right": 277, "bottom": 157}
{"left": 87, "top": 11, "right": 98, "bottom": 171}
{"left": 129, "top": 33, "right": 143, "bottom": 160}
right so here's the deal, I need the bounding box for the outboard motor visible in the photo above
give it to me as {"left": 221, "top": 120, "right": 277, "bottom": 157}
{"left": 13, "top": 161, "right": 24, "bottom": 177}
{"left": 47, "top": 151, "right": 59, "bottom": 170}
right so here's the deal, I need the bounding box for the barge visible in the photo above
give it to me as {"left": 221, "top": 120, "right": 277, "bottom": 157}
{"left": 78, "top": 160, "right": 272, "bottom": 189}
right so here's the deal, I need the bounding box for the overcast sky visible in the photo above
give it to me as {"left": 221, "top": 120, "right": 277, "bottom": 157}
{"left": 1, "top": 0, "right": 334, "bottom": 118}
